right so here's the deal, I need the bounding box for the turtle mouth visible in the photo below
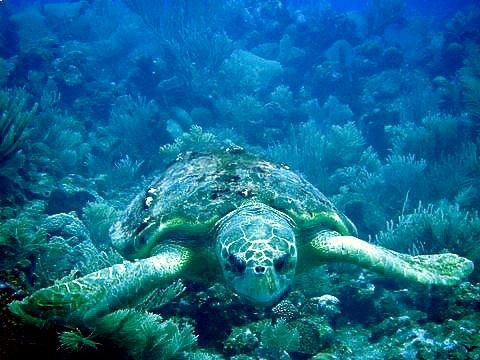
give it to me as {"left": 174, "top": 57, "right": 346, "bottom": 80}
{"left": 241, "top": 288, "right": 289, "bottom": 306}
{"left": 230, "top": 267, "right": 290, "bottom": 306}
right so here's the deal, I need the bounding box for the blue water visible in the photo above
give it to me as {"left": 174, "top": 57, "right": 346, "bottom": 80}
{"left": 1, "top": 0, "right": 479, "bottom": 359}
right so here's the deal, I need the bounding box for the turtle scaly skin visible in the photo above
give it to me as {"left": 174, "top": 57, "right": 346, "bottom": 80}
{"left": 215, "top": 202, "right": 298, "bottom": 305}
{"left": 9, "top": 245, "right": 192, "bottom": 327}
{"left": 308, "top": 231, "right": 472, "bottom": 286}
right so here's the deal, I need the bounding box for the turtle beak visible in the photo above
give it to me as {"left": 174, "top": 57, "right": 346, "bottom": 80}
{"left": 234, "top": 267, "right": 287, "bottom": 306}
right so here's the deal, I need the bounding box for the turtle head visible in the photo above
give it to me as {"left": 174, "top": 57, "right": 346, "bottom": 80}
{"left": 215, "top": 203, "right": 297, "bottom": 306}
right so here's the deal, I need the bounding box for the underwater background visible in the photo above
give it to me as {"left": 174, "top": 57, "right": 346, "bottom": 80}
{"left": 1, "top": 0, "right": 480, "bottom": 359}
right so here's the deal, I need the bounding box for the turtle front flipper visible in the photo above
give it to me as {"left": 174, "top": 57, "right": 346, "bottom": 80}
{"left": 306, "top": 231, "right": 474, "bottom": 285}
{"left": 9, "top": 245, "right": 193, "bottom": 328}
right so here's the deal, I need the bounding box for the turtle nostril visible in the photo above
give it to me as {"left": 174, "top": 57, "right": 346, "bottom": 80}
{"left": 254, "top": 265, "right": 266, "bottom": 274}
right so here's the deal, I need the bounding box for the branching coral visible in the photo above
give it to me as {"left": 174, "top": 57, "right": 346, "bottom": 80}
{"left": 55, "top": 307, "right": 196, "bottom": 358}
{"left": 320, "top": 96, "right": 354, "bottom": 126}
{"left": 0, "top": 201, "right": 47, "bottom": 289}
{"left": 109, "top": 94, "right": 161, "bottom": 159}
{"left": 121, "top": 0, "right": 221, "bottom": 45}
{"left": 375, "top": 202, "right": 480, "bottom": 270}
{"left": 324, "top": 121, "right": 366, "bottom": 169}
{"left": 266, "top": 120, "right": 328, "bottom": 190}
{"left": 122, "top": 0, "right": 233, "bottom": 94}
{"left": 382, "top": 154, "right": 427, "bottom": 202}
{"left": 95, "top": 309, "right": 197, "bottom": 359}
{"left": 266, "top": 120, "right": 367, "bottom": 194}
{"left": 331, "top": 165, "right": 386, "bottom": 234}
{"left": 0, "top": 57, "right": 15, "bottom": 86}
{"left": 445, "top": 6, "right": 480, "bottom": 43}
{"left": 35, "top": 212, "right": 101, "bottom": 286}
{"left": 136, "top": 280, "right": 186, "bottom": 312}
{"left": 267, "top": 84, "right": 295, "bottom": 117}
{"left": 215, "top": 95, "right": 268, "bottom": 140}
{"left": 159, "top": 125, "right": 224, "bottom": 163}
{"left": 0, "top": 88, "right": 37, "bottom": 165}
{"left": 427, "top": 142, "right": 480, "bottom": 205}
{"left": 58, "top": 329, "right": 100, "bottom": 352}
{"left": 460, "top": 45, "right": 480, "bottom": 124}
{"left": 2, "top": 1, "right": 480, "bottom": 358}
{"left": 385, "top": 113, "right": 470, "bottom": 160}
{"left": 109, "top": 155, "right": 145, "bottom": 189}
{"left": 27, "top": 108, "right": 91, "bottom": 175}
{"left": 365, "top": 0, "right": 405, "bottom": 35}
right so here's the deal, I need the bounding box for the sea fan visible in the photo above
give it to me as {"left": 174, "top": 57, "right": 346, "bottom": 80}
{"left": 266, "top": 120, "right": 328, "bottom": 190}
{"left": 324, "top": 121, "right": 366, "bottom": 169}
{"left": 375, "top": 201, "right": 480, "bottom": 269}
{"left": 382, "top": 154, "right": 427, "bottom": 201}
{"left": 82, "top": 201, "right": 118, "bottom": 249}
{"left": 460, "top": 67, "right": 480, "bottom": 123}
{"left": 109, "top": 95, "right": 161, "bottom": 159}
{"left": 0, "top": 88, "right": 37, "bottom": 165}
{"left": 0, "top": 201, "right": 47, "bottom": 289}
{"left": 95, "top": 309, "right": 197, "bottom": 360}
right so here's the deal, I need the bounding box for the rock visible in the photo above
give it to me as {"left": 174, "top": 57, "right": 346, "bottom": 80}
{"left": 306, "top": 295, "right": 341, "bottom": 320}
{"left": 24, "top": 171, "right": 57, "bottom": 199}
{"left": 171, "top": 106, "right": 193, "bottom": 128}
{"left": 370, "top": 315, "right": 414, "bottom": 342}
{"left": 46, "top": 175, "right": 100, "bottom": 214}
{"left": 224, "top": 326, "right": 259, "bottom": 355}
{"left": 37, "top": 212, "right": 99, "bottom": 283}
{"left": 231, "top": 356, "right": 257, "bottom": 360}
{"left": 221, "top": 50, "right": 283, "bottom": 93}
{"left": 312, "top": 353, "right": 338, "bottom": 360}
{"left": 166, "top": 118, "right": 183, "bottom": 139}
{"left": 190, "top": 107, "right": 213, "bottom": 125}
{"left": 40, "top": 212, "right": 90, "bottom": 246}
{"left": 271, "top": 299, "right": 300, "bottom": 322}
{"left": 36, "top": 212, "right": 99, "bottom": 283}
{"left": 289, "top": 316, "right": 334, "bottom": 355}
{"left": 400, "top": 328, "right": 442, "bottom": 360}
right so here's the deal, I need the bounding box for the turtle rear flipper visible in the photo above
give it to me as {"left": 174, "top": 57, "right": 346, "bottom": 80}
{"left": 307, "top": 232, "right": 474, "bottom": 285}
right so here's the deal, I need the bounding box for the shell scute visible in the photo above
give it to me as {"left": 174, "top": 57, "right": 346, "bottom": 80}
{"left": 111, "top": 151, "right": 352, "bottom": 258}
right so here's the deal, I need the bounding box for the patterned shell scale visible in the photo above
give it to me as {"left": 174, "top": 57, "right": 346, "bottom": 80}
{"left": 110, "top": 150, "right": 353, "bottom": 257}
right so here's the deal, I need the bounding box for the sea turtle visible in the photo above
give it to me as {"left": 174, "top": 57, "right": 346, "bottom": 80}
{"left": 9, "top": 148, "right": 474, "bottom": 331}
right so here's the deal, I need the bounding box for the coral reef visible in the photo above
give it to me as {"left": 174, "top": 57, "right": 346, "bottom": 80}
{"left": 1, "top": 0, "right": 480, "bottom": 358}
{"left": 0, "top": 88, "right": 37, "bottom": 165}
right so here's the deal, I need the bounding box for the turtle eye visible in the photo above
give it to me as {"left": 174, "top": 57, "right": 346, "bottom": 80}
{"left": 274, "top": 253, "right": 289, "bottom": 274}
{"left": 227, "top": 254, "right": 246, "bottom": 274}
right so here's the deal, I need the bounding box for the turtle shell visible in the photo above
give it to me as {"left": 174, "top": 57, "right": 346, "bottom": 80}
{"left": 110, "top": 149, "right": 356, "bottom": 259}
